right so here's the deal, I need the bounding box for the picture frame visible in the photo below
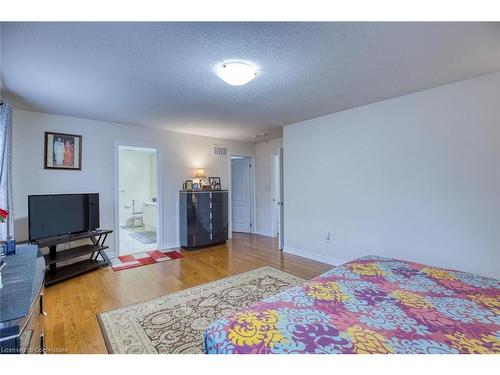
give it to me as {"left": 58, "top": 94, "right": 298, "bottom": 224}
{"left": 185, "top": 179, "right": 193, "bottom": 190}
{"left": 44, "top": 131, "right": 82, "bottom": 170}
{"left": 209, "top": 177, "right": 221, "bottom": 190}
{"left": 192, "top": 182, "right": 199, "bottom": 191}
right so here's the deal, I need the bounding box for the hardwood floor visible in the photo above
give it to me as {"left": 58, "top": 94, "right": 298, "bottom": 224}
{"left": 44, "top": 233, "right": 332, "bottom": 354}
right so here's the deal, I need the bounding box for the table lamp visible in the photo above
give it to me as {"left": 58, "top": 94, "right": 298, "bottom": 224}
{"left": 194, "top": 168, "right": 206, "bottom": 187}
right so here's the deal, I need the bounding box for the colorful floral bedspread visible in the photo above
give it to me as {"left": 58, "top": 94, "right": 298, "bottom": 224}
{"left": 204, "top": 256, "right": 500, "bottom": 354}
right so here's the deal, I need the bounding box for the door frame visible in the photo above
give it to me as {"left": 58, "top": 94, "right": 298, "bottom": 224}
{"left": 113, "top": 141, "right": 164, "bottom": 257}
{"left": 271, "top": 151, "right": 280, "bottom": 238}
{"left": 228, "top": 153, "right": 256, "bottom": 238}
{"left": 278, "top": 147, "right": 284, "bottom": 250}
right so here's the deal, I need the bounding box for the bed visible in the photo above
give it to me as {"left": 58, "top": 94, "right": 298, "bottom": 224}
{"left": 204, "top": 256, "right": 500, "bottom": 354}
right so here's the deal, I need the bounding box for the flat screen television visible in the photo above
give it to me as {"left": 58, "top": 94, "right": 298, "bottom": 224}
{"left": 28, "top": 193, "right": 100, "bottom": 241}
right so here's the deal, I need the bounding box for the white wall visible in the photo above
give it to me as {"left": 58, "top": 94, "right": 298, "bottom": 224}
{"left": 0, "top": 22, "right": 3, "bottom": 95}
{"left": 255, "top": 138, "right": 283, "bottom": 237}
{"left": 12, "top": 109, "right": 255, "bottom": 252}
{"left": 284, "top": 72, "right": 500, "bottom": 278}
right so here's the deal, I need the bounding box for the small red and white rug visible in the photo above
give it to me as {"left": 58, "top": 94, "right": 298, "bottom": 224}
{"left": 110, "top": 249, "right": 184, "bottom": 271}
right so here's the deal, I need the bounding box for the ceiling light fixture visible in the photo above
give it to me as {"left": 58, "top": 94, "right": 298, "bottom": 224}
{"left": 215, "top": 61, "right": 257, "bottom": 86}
{"left": 252, "top": 132, "right": 269, "bottom": 139}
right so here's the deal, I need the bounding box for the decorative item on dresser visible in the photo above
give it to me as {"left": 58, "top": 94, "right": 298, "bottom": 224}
{"left": 184, "top": 179, "right": 193, "bottom": 191}
{"left": 179, "top": 190, "right": 228, "bottom": 249}
{"left": 194, "top": 168, "right": 206, "bottom": 187}
{"left": 0, "top": 244, "right": 46, "bottom": 354}
{"left": 208, "top": 177, "right": 221, "bottom": 190}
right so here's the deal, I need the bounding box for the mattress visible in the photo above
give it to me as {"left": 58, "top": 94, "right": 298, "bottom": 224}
{"left": 204, "top": 256, "right": 500, "bottom": 354}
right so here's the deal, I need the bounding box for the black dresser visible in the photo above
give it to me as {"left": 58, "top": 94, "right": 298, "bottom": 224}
{"left": 179, "top": 190, "right": 228, "bottom": 249}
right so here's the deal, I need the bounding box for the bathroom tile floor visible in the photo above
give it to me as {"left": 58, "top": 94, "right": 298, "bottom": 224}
{"left": 118, "top": 226, "right": 158, "bottom": 256}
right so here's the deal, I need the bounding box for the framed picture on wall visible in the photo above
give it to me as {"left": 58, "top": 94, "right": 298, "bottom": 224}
{"left": 44, "top": 131, "right": 82, "bottom": 170}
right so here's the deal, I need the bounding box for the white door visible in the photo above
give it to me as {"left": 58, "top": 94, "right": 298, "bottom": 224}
{"left": 231, "top": 157, "right": 252, "bottom": 233}
{"left": 278, "top": 148, "right": 284, "bottom": 250}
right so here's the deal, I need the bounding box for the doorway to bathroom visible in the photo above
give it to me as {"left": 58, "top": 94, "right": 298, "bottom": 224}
{"left": 115, "top": 144, "right": 161, "bottom": 256}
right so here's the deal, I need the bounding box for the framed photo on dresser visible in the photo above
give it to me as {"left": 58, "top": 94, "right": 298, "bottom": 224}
{"left": 209, "top": 177, "right": 221, "bottom": 190}
{"left": 184, "top": 179, "right": 193, "bottom": 190}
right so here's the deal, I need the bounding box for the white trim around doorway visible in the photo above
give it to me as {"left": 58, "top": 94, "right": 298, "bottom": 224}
{"left": 270, "top": 151, "right": 280, "bottom": 238}
{"left": 113, "top": 141, "right": 164, "bottom": 257}
{"left": 227, "top": 153, "right": 256, "bottom": 238}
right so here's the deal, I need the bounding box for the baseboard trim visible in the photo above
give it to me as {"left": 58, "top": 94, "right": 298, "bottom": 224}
{"left": 254, "top": 229, "right": 276, "bottom": 238}
{"left": 283, "top": 246, "right": 346, "bottom": 266}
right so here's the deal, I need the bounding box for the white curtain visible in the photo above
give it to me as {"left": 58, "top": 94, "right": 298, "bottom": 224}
{"left": 0, "top": 101, "right": 14, "bottom": 239}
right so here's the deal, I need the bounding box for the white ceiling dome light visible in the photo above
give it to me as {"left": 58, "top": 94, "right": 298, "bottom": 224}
{"left": 215, "top": 61, "right": 257, "bottom": 86}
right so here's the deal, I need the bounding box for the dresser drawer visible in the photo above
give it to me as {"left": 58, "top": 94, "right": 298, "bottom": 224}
{"left": 211, "top": 230, "right": 228, "bottom": 244}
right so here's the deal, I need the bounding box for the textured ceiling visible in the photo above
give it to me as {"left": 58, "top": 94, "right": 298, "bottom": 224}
{"left": 1, "top": 22, "right": 499, "bottom": 142}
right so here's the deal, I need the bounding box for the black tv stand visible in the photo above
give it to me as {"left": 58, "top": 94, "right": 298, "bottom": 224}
{"left": 33, "top": 229, "right": 113, "bottom": 286}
